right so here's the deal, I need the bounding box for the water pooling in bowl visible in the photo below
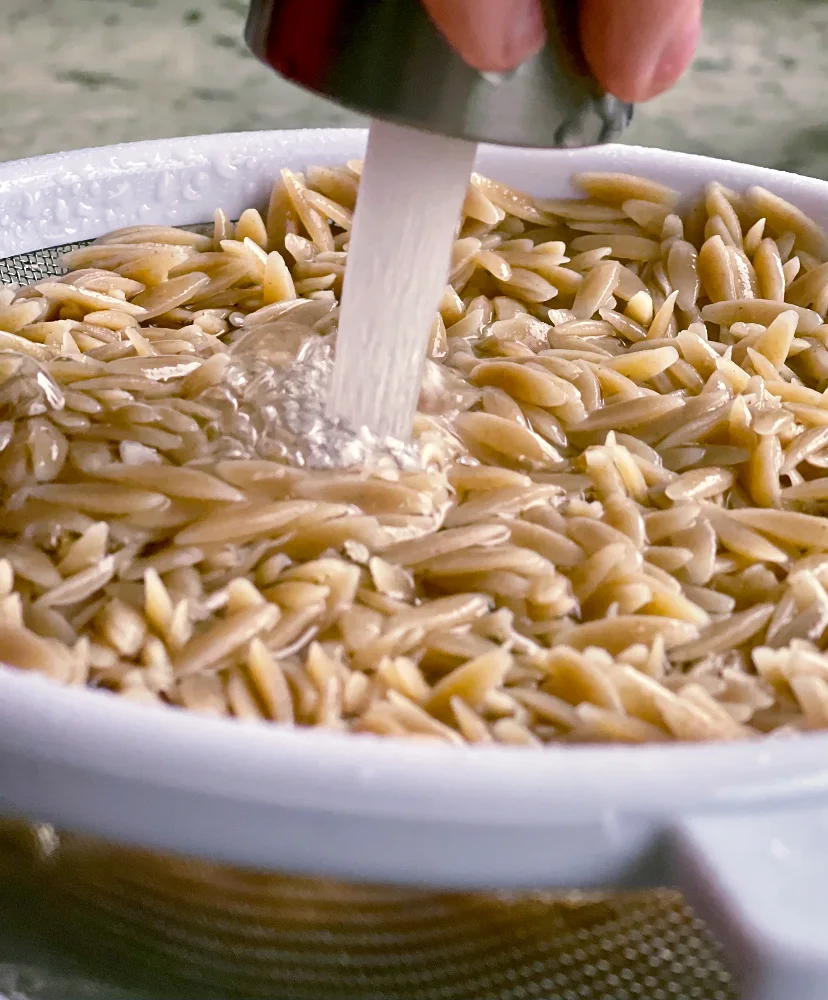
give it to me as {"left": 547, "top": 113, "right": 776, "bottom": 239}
{"left": 205, "top": 324, "right": 422, "bottom": 472}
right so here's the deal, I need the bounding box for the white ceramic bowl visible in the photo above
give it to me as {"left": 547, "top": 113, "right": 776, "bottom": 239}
{"left": 1, "top": 130, "right": 828, "bottom": 999}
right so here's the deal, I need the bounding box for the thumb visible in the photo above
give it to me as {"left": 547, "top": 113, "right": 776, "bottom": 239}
{"left": 421, "top": 0, "right": 546, "bottom": 73}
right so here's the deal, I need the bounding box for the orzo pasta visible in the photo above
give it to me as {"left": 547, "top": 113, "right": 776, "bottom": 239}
{"left": 2, "top": 165, "right": 828, "bottom": 745}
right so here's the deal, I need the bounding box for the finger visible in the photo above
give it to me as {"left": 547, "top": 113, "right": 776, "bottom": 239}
{"left": 580, "top": 0, "right": 703, "bottom": 103}
{"left": 421, "top": 0, "right": 545, "bottom": 73}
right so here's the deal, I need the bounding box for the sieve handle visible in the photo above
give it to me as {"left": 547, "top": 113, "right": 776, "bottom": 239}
{"left": 671, "top": 806, "right": 828, "bottom": 1000}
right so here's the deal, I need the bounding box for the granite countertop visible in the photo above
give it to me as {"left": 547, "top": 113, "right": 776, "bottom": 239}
{"left": 1, "top": 0, "right": 827, "bottom": 175}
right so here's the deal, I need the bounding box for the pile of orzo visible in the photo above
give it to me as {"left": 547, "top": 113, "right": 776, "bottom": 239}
{"left": 3, "top": 163, "right": 828, "bottom": 745}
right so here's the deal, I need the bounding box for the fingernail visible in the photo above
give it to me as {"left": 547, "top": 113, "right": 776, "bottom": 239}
{"left": 502, "top": 0, "right": 546, "bottom": 67}
{"left": 646, "top": 11, "right": 702, "bottom": 97}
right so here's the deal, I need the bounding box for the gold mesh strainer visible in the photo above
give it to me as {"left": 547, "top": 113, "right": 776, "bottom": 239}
{"left": 1, "top": 819, "right": 736, "bottom": 1000}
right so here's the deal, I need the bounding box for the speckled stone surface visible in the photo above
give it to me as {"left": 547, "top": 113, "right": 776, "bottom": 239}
{"left": 2, "top": 0, "right": 828, "bottom": 175}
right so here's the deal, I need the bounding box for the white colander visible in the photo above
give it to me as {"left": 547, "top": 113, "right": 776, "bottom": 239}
{"left": 0, "top": 130, "right": 827, "bottom": 1000}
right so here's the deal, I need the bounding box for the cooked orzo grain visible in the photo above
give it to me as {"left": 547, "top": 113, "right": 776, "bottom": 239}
{"left": 2, "top": 166, "right": 828, "bottom": 744}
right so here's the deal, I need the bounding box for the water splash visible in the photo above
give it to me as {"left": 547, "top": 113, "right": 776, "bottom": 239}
{"left": 201, "top": 323, "right": 421, "bottom": 472}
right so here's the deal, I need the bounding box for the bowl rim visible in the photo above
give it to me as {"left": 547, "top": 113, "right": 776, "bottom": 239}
{"left": 4, "top": 127, "right": 828, "bottom": 253}
{"left": 3, "top": 665, "right": 828, "bottom": 824}
{"left": 2, "top": 128, "right": 828, "bottom": 832}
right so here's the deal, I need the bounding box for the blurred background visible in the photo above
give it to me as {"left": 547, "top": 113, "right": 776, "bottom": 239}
{"left": 1, "top": 0, "right": 827, "bottom": 175}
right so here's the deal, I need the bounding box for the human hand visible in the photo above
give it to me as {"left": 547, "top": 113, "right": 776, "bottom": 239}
{"left": 421, "top": 0, "right": 703, "bottom": 103}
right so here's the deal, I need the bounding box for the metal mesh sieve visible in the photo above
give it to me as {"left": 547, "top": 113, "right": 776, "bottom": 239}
{"left": 0, "top": 241, "right": 93, "bottom": 286}
{"left": 0, "top": 821, "right": 738, "bottom": 1000}
{"left": 0, "top": 226, "right": 212, "bottom": 286}
{"left": 0, "top": 243, "right": 740, "bottom": 1000}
